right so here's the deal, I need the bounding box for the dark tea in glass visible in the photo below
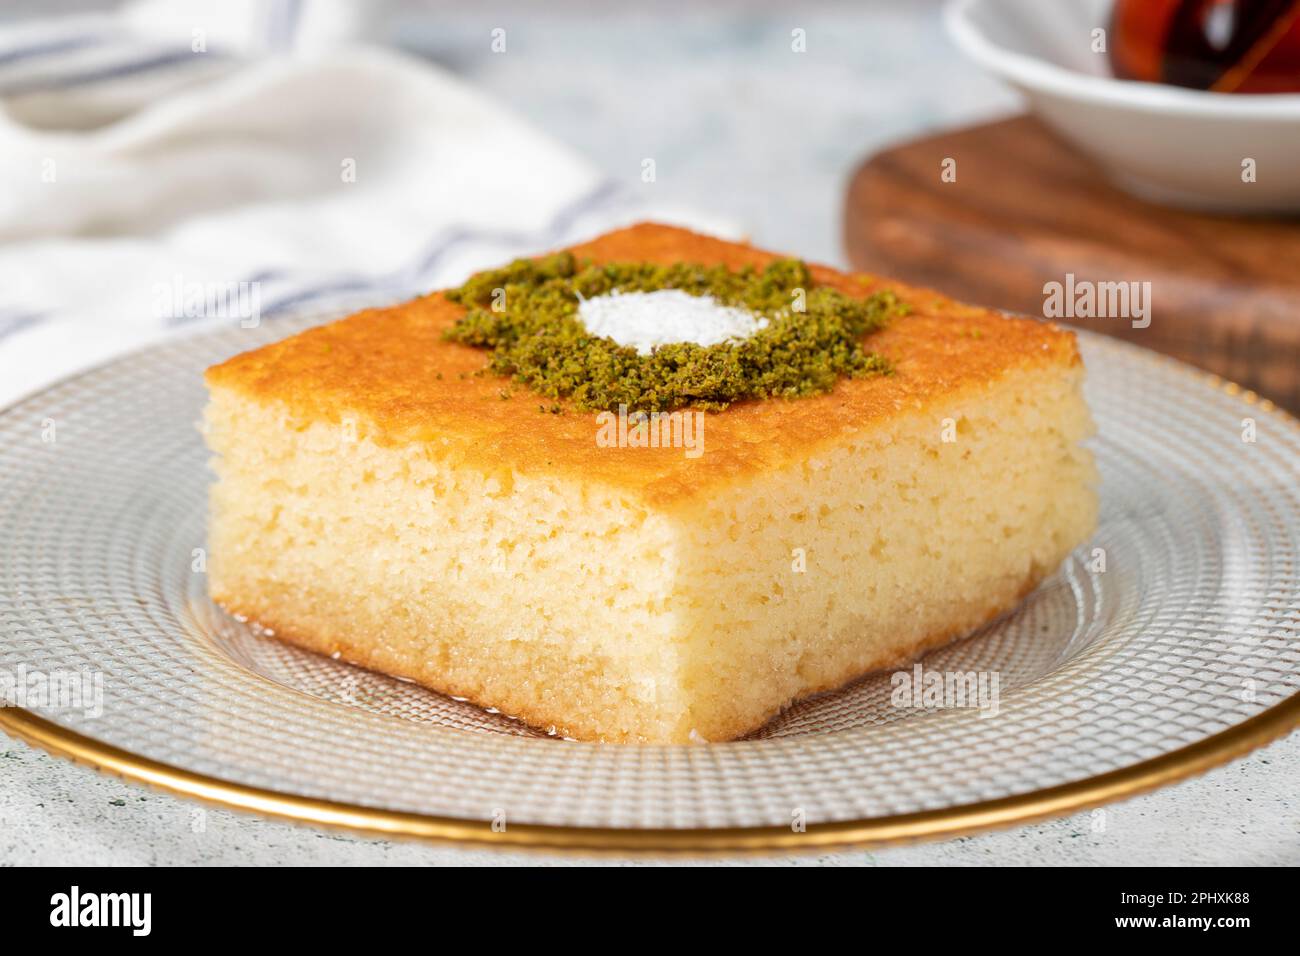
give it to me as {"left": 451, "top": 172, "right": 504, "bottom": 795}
{"left": 1110, "top": 0, "right": 1300, "bottom": 92}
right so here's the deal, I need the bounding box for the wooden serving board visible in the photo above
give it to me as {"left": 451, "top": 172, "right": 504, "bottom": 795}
{"left": 844, "top": 116, "right": 1300, "bottom": 411}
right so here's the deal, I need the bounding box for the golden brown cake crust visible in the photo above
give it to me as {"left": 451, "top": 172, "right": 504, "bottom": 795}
{"left": 206, "top": 223, "right": 1081, "bottom": 503}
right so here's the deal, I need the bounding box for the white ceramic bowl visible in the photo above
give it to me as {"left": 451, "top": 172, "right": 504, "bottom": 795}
{"left": 946, "top": 0, "right": 1300, "bottom": 212}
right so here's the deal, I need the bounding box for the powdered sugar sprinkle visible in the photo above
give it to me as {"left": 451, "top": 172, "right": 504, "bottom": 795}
{"left": 576, "top": 289, "right": 768, "bottom": 356}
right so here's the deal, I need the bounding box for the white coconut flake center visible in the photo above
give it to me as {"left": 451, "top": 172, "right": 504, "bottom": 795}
{"left": 576, "top": 289, "right": 768, "bottom": 356}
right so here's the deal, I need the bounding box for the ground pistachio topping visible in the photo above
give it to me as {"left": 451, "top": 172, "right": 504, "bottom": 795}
{"left": 443, "top": 252, "right": 906, "bottom": 412}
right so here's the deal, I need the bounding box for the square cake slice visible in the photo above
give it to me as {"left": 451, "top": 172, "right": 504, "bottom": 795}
{"left": 203, "top": 223, "right": 1096, "bottom": 743}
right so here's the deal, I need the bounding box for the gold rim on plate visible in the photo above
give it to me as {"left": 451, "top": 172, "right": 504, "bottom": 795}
{"left": 2, "top": 695, "right": 1298, "bottom": 855}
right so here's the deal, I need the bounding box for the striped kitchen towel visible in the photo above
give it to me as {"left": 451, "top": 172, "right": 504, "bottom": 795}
{"left": 0, "top": 5, "right": 735, "bottom": 406}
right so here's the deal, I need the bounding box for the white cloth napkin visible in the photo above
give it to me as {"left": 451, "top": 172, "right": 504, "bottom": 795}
{"left": 0, "top": 18, "right": 735, "bottom": 407}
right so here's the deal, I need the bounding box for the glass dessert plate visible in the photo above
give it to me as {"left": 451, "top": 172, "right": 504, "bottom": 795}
{"left": 1, "top": 309, "right": 1297, "bottom": 854}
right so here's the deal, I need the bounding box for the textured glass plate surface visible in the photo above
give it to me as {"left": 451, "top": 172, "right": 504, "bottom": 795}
{"left": 1, "top": 312, "right": 1298, "bottom": 849}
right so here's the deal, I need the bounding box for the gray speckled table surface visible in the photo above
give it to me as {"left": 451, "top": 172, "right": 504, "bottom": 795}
{"left": 1, "top": 0, "right": 1297, "bottom": 866}
{"left": 2, "top": 734, "right": 1297, "bottom": 865}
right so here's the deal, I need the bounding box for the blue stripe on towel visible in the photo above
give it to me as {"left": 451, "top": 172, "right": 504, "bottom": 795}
{"left": 0, "top": 311, "right": 46, "bottom": 342}
{"left": 256, "top": 178, "right": 631, "bottom": 319}
{"left": 0, "top": 49, "right": 212, "bottom": 95}
{"left": 269, "top": 0, "right": 304, "bottom": 53}
{"left": 0, "top": 33, "right": 105, "bottom": 69}
{"left": 3, "top": 177, "right": 632, "bottom": 336}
